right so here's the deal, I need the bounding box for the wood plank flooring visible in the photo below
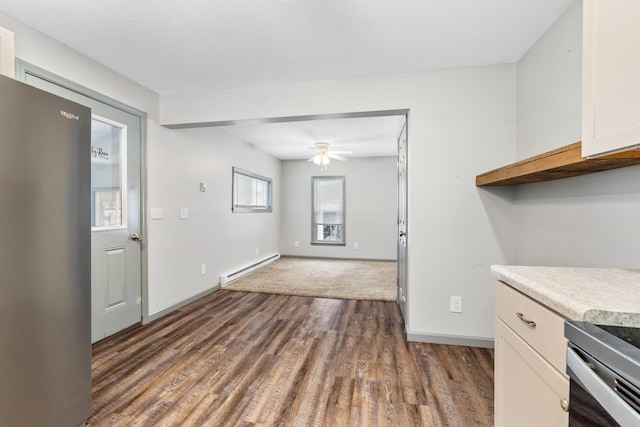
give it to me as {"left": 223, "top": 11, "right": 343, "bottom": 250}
{"left": 90, "top": 290, "right": 494, "bottom": 426}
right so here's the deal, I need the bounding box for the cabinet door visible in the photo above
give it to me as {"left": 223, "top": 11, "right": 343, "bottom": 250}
{"left": 0, "top": 26, "right": 15, "bottom": 78}
{"left": 582, "top": 0, "right": 640, "bottom": 157}
{"left": 495, "top": 318, "right": 569, "bottom": 427}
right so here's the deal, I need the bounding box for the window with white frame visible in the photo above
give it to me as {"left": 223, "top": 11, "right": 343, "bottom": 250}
{"left": 311, "top": 176, "right": 345, "bottom": 245}
{"left": 232, "top": 167, "right": 272, "bottom": 213}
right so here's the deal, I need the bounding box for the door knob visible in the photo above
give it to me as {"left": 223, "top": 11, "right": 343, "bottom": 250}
{"left": 560, "top": 398, "right": 569, "bottom": 412}
{"left": 129, "top": 233, "right": 142, "bottom": 241}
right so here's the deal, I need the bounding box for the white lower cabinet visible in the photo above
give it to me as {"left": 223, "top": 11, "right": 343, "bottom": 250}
{"left": 494, "top": 282, "right": 569, "bottom": 427}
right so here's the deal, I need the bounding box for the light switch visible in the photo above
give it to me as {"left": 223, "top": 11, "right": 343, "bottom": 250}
{"left": 150, "top": 208, "right": 164, "bottom": 220}
{"left": 200, "top": 182, "right": 207, "bottom": 192}
{"left": 179, "top": 207, "right": 189, "bottom": 219}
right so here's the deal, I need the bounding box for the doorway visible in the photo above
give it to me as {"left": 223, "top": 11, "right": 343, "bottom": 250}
{"left": 18, "top": 62, "right": 145, "bottom": 343}
{"left": 219, "top": 111, "right": 409, "bottom": 320}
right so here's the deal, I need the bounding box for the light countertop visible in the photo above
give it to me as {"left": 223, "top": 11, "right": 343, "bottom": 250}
{"left": 491, "top": 265, "right": 640, "bottom": 327}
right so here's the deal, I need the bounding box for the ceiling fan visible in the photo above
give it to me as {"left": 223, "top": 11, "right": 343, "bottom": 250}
{"left": 308, "top": 142, "right": 351, "bottom": 171}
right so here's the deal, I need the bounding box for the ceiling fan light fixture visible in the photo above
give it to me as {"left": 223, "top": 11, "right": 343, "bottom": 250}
{"left": 315, "top": 142, "right": 330, "bottom": 153}
{"left": 310, "top": 142, "right": 343, "bottom": 170}
{"left": 312, "top": 154, "right": 330, "bottom": 165}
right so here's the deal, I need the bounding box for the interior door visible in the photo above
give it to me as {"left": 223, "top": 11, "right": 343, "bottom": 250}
{"left": 89, "top": 113, "right": 142, "bottom": 342}
{"left": 23, "top": 72, "right": 143, "bottom": 343}
{"left": 397, "top": 118, "right": 408, "bottom": 319}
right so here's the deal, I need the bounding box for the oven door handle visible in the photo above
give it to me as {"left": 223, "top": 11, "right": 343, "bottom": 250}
{"left": 567, "top": 347, "right": 640, "bottom": 427}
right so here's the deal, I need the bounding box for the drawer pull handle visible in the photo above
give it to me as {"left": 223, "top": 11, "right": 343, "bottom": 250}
{"left": 515, "top": 312, "right": 537, "bottom": 328}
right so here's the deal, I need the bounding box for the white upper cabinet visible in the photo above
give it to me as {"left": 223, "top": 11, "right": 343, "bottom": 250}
{"left": 582, "top": 0, "right": 640, "bottom": 157}
{"left": 0, "top": 26, "right": 15, "bottom": 79}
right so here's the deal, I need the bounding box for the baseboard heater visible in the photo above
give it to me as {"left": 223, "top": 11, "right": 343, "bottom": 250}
{"left": 219, "top": 253, "right": 280, "bottom": 287}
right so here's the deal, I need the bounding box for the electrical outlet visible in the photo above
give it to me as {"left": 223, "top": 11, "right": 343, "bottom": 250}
{"left": 179, "top": 207, "right": 189, "bottom": 219}
{"left": 255, "top": 248, "right": 259, "bottom": 255}
{"left": 450, "top": 296, "right": 463, "bottom": 313}
{"left": 294, "top": 241, "right": 299, "bottom": 248}
{"left": 200, "top": 264, "right": 206, "bottom": 275}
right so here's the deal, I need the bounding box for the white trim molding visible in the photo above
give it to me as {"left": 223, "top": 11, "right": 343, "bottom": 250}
{"left": 407, "top": 331, "right": 495, "bottom": 349}
{"left": 145, "top": 285, "right": 220, "bottom": 324}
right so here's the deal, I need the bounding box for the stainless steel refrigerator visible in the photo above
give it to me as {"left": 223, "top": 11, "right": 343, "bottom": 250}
{"left": 0, "top": 74, "right": 92, "bottom": 426}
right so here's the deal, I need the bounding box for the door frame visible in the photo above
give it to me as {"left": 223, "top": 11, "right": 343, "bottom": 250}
{"left": 200, "top": 109, "right": 410, "bottom": 323}
{"left": 396, "top": 116, "right": 408, "bottom": 322}
{"left": 16, "top": 59, "right": 149, "bottom": 324}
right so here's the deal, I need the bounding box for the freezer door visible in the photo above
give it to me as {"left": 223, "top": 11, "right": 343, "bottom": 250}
{"left": 0, "top": 75, "right": 92, "bottom": 426}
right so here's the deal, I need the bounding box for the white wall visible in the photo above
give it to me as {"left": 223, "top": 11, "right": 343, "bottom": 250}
{"left": 3, "top": 10, "right": 519, "bottom": 343}
{"left": 7, "top": 0, "right": 636, "bottom": 345}
{"left": 0, "top": 12, "right": 281, "bottom": 319}
{"left": 516, "top": 0, "right": 582, "bottom": 158}
{"left": 514, "top": 0, "right": 640, "bottom": 269}
{"left": 148, "top": 127, "right": 280, "bottom": 314}
{"left": 280, "top": 157, "right": 397, "bottom": 260}
{"left": 161, "top": 65, "right": 517, "bottom": 344}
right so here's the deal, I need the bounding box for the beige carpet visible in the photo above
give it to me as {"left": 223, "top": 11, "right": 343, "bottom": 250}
{"left": 224, "top": 257, "right": 397, "bottom": 301}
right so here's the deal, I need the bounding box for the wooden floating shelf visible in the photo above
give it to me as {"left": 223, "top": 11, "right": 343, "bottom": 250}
{"left": 476, "top": 141, "right": 640, "bottom": 186}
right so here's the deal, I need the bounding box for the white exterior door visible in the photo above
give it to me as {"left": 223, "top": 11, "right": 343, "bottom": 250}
{"left": 23, "top": 71, "right": 143, "bottom": 343}
{"left": 89, "top": 112, "right": 142, "bottom": 342}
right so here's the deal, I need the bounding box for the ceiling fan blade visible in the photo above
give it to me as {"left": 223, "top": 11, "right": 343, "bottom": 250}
{"left": 327, "top": 153, "right": 348, "bottom": 161}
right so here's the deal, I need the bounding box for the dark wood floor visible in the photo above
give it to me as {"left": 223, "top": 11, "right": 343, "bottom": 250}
{"left": 90, "top": 290, "right": 494, "bottom": 426}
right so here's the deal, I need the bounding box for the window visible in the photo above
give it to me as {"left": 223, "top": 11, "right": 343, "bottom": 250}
{"left": 91, "top": 116, "right": 127, "bottom": 230}
{"left": 232, "top": 167, "right": 272, "bottom": 213}
{"left": 311, "top": 176, "right": 345, "bottom": 245}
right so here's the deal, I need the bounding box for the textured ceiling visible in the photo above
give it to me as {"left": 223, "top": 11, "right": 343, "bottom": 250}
{"left": 1, "top": 0, "right": 574, "bottom": 95}
{"left": 0, "top": 0, "right": 574, "bottom": 159}
{"left": 221, "top": 115, "right": 406, "bottom": 159}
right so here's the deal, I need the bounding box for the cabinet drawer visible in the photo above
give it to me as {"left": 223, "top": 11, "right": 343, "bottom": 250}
{"left": 495, "top": 281, "right": 567, "bottom": 375}
{"left": 495, "top": 318, "right": 569, "bottom": 427}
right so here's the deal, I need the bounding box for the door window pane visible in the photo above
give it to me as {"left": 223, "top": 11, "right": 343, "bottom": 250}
{"left": 91, "top": 117, "right": 127, "bottom": 229}
{"left": 312, "top": 176, "right": 345, "bottom": 244}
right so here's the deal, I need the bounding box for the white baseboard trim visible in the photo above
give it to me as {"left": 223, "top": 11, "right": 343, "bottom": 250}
{"left": 144, "top": 285, "right": 220, "bottom": 324}
{"left": 407, "top": 331, "right": 495, "bottom": 349}
{"left": 220, "top": 253, "right": 280, "bottom": 287}
{"left": 281, "top": 254, "right": 397, "bottom": 262}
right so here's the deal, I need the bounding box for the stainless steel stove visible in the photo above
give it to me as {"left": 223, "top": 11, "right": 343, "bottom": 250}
{"left": 565, "top": 320, "right": 640, "bottom": 427}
